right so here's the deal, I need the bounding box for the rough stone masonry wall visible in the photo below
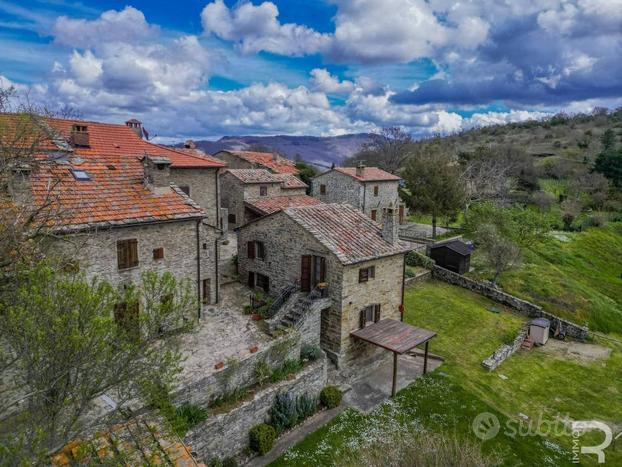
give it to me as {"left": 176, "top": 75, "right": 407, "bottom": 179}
{"left": 432, "top": 265, "right": 589, "bottom": 339}
{"left": 310, "top": 171, "right": 362, "bottom": 208}
{"left": 184, "top": 357, "right": 327, "bottom": 461}
{"left": 361, "top": 180, "right": 401, "bottom": 223}
{"left": 49, "top": 219, "right": 218, "bottom": 303}
{"left": 170, "top": 168, "right": 220, "bottom": 225}
{"left": 173, "top": 332, "right": 301, "bottom": 408}
{"left": 481, "top": 325, "right": 529, "bottom": 371}
{"left": 338, "top": 254, "right": 406, "bottom": 371}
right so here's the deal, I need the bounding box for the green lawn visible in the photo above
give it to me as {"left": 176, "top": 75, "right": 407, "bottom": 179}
{"left": 272, "top": 281, "right": 622, "bottom": 466}
{"left": 493, "top": 223, "right": 622, "bottom": 333}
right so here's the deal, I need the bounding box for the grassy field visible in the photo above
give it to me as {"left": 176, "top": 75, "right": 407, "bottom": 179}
{"left": 489, "top": 223, "right": 622, "bottom": 333}
{"left": 272, "top": 281, "right": 621, "bottom": 466}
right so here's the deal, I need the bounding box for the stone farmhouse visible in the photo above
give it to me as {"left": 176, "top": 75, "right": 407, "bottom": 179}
{"left": 220, "top": 168, "right": 320, "bottom": 229}
{"left": 212, "top": 149, "right": 299, "bottom": 174}
{"left": 310, "top": 164, "right": 406, "bottom": 225}
{"left": 4, "top": 114, "right": 226, "bottom": 310}
{"left": 237, "top": 203, "right": 412, "bottom": 370}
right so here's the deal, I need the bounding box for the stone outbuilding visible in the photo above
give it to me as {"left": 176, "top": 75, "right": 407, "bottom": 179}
{"left": 310, "top": 164, "right": 406, "bottom": 225}
{"left": 212, "top": 150, "right": 299, "bottom": 174}
{"left": 220, "top": 168, "right": 318, "bottom": 229}
{"left": 236, "top": 203, "right": 412, "bottom": 370}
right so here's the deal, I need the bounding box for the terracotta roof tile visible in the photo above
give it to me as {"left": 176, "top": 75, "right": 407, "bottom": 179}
{"left": 281, "top": 203, "right": 411, "bottom": 264}
{"left": 217, "top": 150, "right": 298, "bottom": 174}
{"left": 273, "top": 173, "right": 308, "bottom": 189}
{"left": 31, "top": 154, "right": 204, "bottom": 231}
{"left": 225, "top": 169, "right": 283, "bottom": 184}
{"left": 332, "top": 166, "right": 401, "bottom": 182}
{"left": 245, "top": 195, "right": 321, "bottom": 215}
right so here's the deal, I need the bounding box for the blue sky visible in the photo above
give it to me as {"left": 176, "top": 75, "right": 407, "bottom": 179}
{"left": 1, "top": 0, "right": 621, "bottom": 140}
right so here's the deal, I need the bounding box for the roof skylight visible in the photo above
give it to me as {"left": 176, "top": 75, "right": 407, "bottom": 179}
{"left": 71, "top": 169, "right": 91, "bottom": 181}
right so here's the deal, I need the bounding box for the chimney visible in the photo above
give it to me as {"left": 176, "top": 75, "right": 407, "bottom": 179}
{"left": 142, "top": 155, "right": 171, "bottom": 194}
{"left": 126, "top": 119, "right": 143, "bottom": 139}
{"left": 272, "top": 152, "right": 280, "bottom": 162}
{"left": 381, "top": 205, "right": 399, "bottom": 245}
{"left": 9, "top": 165, "right": 32, "bottom": 205}
{"left": 184, "top": 139, "right": 196, "bottom": 149}
{"left": 356, "top": 162, "right": 365, "bottom": 178}
{"left": 70, "top": 124, "right": 90, "bottom": 148}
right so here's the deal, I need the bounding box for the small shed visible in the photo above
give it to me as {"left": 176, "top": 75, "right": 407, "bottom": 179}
{"left": 429, "top": 238, "right": 473, "bottom": 274}
{"left": 529, "top": 318, "right": 550, "bottom": 345}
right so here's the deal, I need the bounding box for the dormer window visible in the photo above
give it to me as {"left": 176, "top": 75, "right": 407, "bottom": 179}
{"left": 70, "top": 169, "right": 91, "bottom": 181}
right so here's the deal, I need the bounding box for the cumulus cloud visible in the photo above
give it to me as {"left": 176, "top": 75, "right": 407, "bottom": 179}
{"left": 201, "top": 0, "right": 330, "bottom": 55}
{"left": 52, "top": 6, "right": 158, "bottom": 48}
{"left": 309, "top": 69, "right": 354, "bottom": 94}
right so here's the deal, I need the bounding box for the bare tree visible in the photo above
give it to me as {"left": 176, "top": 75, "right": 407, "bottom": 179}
{"left": 349, "top": 127, "right": 414, "bottom": 174}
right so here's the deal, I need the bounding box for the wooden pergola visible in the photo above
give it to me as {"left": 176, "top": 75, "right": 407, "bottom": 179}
{"left": 351, "top": 318, "right": 437, "bottom": 397}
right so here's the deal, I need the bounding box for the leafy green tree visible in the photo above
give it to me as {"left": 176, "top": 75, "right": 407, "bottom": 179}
{"left": 403, "top": 143, "right": 466, "bottom": 238}
{"left": 474, "top": 223, "right": 522, "bottom": 285}
{"left": 593, "top": 148, "right": 622, "bottom": 188}
{"left": 601, "top": 129, "right": 616, "bottom": 152}
{"left": 294, "top": 160, "right": 318, "bottom": 191}
{"left": 0, "top": 263, "right": 196, "bottom": 464}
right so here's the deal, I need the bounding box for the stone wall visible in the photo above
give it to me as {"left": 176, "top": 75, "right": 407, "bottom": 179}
{"left": 173, "top": 332, "right": 301, "bottom": 408}
{"left": 184, "top": 357, "right": 328, "bottom": 461}
{"left": 481, "top": 325, "right": 529, "bottom": 371}
{"left": 49, "top": 219, "right": 218, "bottom": 304}
{"left": 170, "top": 168, "right": 220, "bottom": 226}
{"left": 310, "top": 170, "right": 362, "bottom": 208}
{"left": 432, "top": 266, "right": 589, "bottom": 339}
{"left": 404, "top": 269, "right": 432, "bottom": 287}
{"left": 361, "top": 179, "right": 402, "bottom": 224}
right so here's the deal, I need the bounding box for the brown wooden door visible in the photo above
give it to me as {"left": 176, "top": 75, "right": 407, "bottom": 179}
{"left": 248, "top": 271, "right": 255, "bottom": 288}
{"left": 399, "top": 205, "right": 405, "bottom": 224}
{"left": 301, "top": 255, "right": 312, "bottom": 292}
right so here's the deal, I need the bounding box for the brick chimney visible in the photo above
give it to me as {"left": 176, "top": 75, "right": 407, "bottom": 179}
{"left": 142, "top": 155, "right": 171, "bottom": 194}
{"left": 8, "top": 165, "right": 32, "bottom": 205}
{"left": 356, "top": 162, "right": 365, "bottom": 178}
{"left": 126, "top": 119, "right": 143, "bottom": 139}
{"left": 70, "top": 124, "right": 90, "bottom": 148}
{"left": 184, "top": 139, "right": 196, "bottom": 149}
{"left": 381, "top": 205, "right": 399, "bottom": 245}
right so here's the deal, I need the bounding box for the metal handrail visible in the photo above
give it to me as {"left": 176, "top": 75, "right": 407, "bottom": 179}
{"left": 264, "top": 283, "right": 297, "bottom": 319}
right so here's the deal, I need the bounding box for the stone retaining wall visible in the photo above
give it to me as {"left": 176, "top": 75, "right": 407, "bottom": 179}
{"left": 174, "top": 332, "right": 301, "bottom": 407}
{"left": 482, "top": 325, "right": 529, "bottom": 371}
{"left": 184, "top": 357, "right": 328, "bottom": 461}
{"left": 432, "top": 266, "right": 589, "bottom": 340}
{"left": 404, "top": 269, "right": 432, "bottom": 288}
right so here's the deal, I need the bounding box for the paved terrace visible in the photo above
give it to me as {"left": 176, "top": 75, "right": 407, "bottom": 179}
{"left": 177, "top": 282, "right": 272, "bottom": 389}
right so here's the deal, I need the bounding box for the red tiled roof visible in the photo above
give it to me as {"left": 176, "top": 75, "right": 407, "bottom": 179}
{"left": 0, "top": 113, "right": 225, "bottom": 169}
{"left": 333, "top": 167, "right": 401, "bottom": 182}
{"left": 225, "top": 169, "right": 283, "bottom": 184}
{"left": 281, "top": 203, "right": 411, "bottom": 264}
{"left": 31, "top": 154, "right": 204, "bottom": 231}
{"left": 245, "top": 195, "right": 321, "bottom": 215}
{"left": 274, "top": 173, "right": 308, "bottom": 189}
{"left": 216, "top": 150, "right": 298, "bottom": 174}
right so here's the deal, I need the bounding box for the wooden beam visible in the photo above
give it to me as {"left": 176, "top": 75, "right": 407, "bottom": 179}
{"left": 392, "top": 351, "right": 398, "bottom": 397}
{"left": 423, "top": 341, "right": 429, "bottom": 374}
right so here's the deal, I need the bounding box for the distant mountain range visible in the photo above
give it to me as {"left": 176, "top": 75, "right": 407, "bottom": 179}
{"left": 173, "top": 134, "right": 373, "bottom": 168}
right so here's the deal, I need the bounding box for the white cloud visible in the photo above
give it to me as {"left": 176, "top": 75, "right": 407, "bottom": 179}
{"left": 53, "top": 6, "right": 158, "bottom": 48}
{"left": 309, "top": 69, "right": 354, "bottom": 94}
{"left": 465, "top": 110, "right": 550, "bottom": 128}
{"left": 201, "top": 0, "right": 330, "bottom": 56}
{"left": 69, "top": 50, "right": 102, "bottom": 86}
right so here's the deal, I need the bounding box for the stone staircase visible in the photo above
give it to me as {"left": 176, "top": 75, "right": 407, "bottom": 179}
{"left": 265, "top": 287, "right": 331, "bottom": 335}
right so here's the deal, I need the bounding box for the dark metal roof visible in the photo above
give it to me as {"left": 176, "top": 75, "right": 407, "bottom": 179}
{"left": 531, "top": 318, "right": 551, "bottom": 328}
{"left": 431, "top": 238, "right": 473, "bottom": 256}
{"left": 350, "top": 318, "right": 436, "bottom": 354}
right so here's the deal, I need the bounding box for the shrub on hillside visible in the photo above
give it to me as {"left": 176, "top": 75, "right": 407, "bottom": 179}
{"left": 300, "top": 344, "right": 322, "bottom": 362}
{"left": 270, "top": 392, "right": 299, "bottom": 434}
{"left": 405, "top": 251, "right": 435, "bottom": 269}
{"left": 296, "top": 394, "right": 318, "bottom": 420}
{"left": 320, "top": 385, "right": 342, "bottom": 409}
{"left": 249, "top": 423, "right": 276, "bottom": 455}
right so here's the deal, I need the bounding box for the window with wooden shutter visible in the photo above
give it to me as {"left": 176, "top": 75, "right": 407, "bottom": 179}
{"left": 373, "top": 185, "right": 379, "bottom": 196}
{"left": 359, "top": 305, "right": 379, "bottom": 328}
{"left": 117, "top": 239, "right": 138, "bottom": 270}
{"left": 320, "top": 184, "right": 326, "bottom": 195}
{"left": 358, "top": 265, "right": 375, "bottom": 283}
{"left": 374, "top": 304, "right": 381, "bottom": 322}
{"left": 371, "top": 209, "right": 377, "bottom": 221}
{"left": 256, "top": 241, "right": 266, "bottom": 260}
{"left": 259, "top": 185, "right": 268, "bottom": 196}
{"left": 153, "top": 247, "right": 164, "bottom": 260}
{"left": 247, "top": 241, "right": 256, "bottom": 259}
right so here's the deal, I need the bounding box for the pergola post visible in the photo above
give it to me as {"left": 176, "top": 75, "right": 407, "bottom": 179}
{"left": 392, "top": 351, "right": 398, "bottom": 397}
{"left": 423, "top": 341, "right": 429, "bottom": 374}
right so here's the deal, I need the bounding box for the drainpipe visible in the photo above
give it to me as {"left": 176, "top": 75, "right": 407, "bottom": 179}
{"left": 362, "top": 183, "right": 366, "bottom": 213}
{"left": 214, "top": 236, "right": 220, "bottom": 304}
{"left": 400, "top": 253, "right": 406, "bottom": 322}
{"left": 196, "top": 219, "right": 202, "bottom": 319}
{"left": 214, "top": 167, "right": 223, "bottom": 304}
